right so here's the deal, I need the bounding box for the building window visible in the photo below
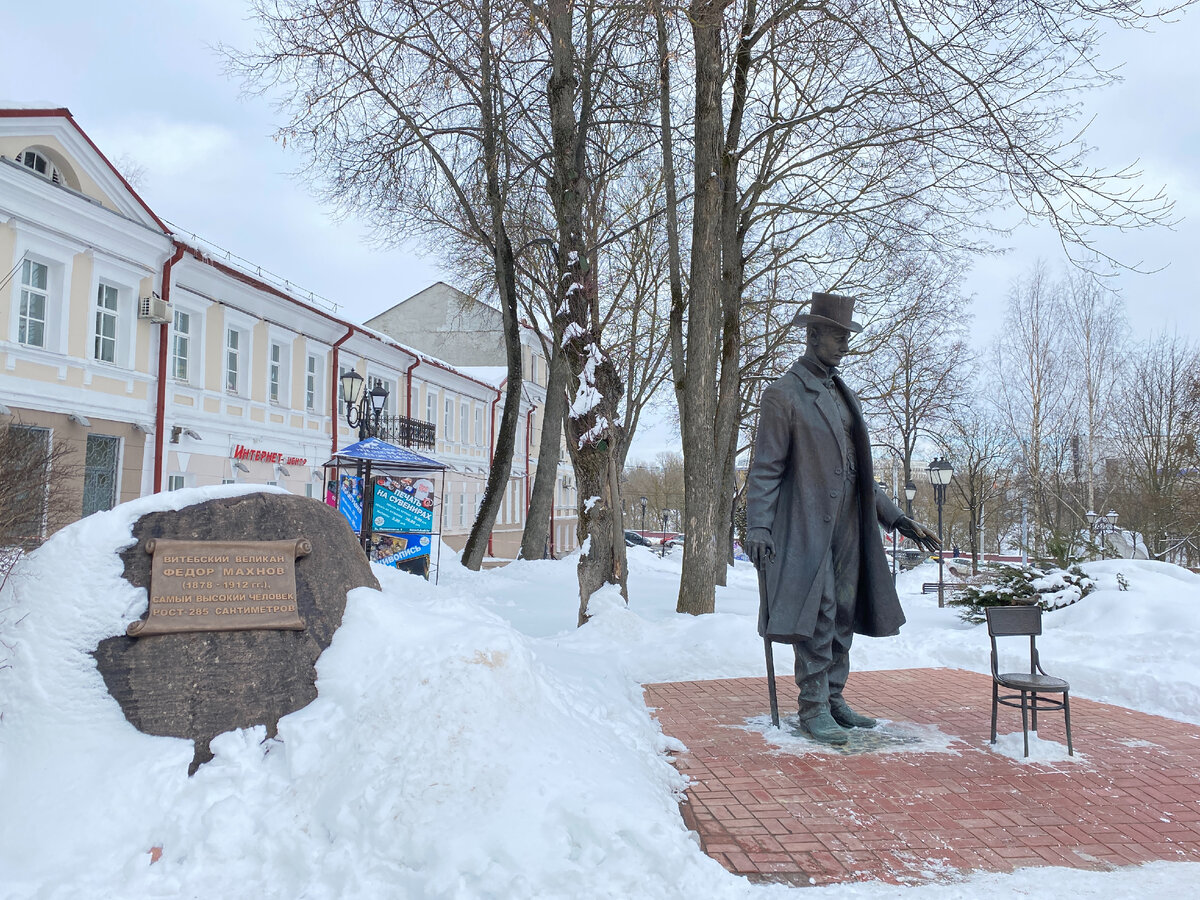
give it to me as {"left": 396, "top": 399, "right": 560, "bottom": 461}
{"left": 444, "top": 397, "right": 454, "bottom": 440}
{"left": 306, "top": 355, "right": 319, "bottom": 410}
{"left": 426, "top": 392, "right": 436, "bottom": 425}
{"left": 5, "top": 425, "right": 51, "bottom": 541}
{"left": 338, "top": 365, "right": 353, "bottom": 415}
{"left": 18, "top": 259, "right": 48, "bottom": 348}
{"left": 458, "top": 491, "right": 466, "bottom": 526}
{"left": 171, "top": 310, "right": 190, "bottom": 381}
{"left": 94, "top": 283, "right": 119, "bottom": 363}
{"left": 460, "top": 404, "right": 469, "bottom": 445}
{"left": 16, "top": 149, "right": 62, "bottom": 183}
{"left": 475, "top": 408, "right": 484, "bottom": 447}
{"left": 167, "top": 474, "right": 186, "bottom": 491}
{"left": 269, "top": 343, "right": 283, "bottom": 403}
{"left": 82, "top": 434, "right": 120, "bottom": 517}
{"left": 225, "top": 328, "right": 241, "bottom": 393}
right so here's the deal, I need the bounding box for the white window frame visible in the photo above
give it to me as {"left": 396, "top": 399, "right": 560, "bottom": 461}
{"left": 475, "top": 407, "right": 484, "bottom": 447}
{"left": 92, "top": 282, "right": 120, "bottom": 363}
{"left": 269, "top": 342, "right": 284, "bottom": 403}
{"left": 426, "top": 391, "right": 436, "bottom": 425}
{"left": 444, "top": 396, "right": 454, "bottom": 440}
{"left": 460, "top": 403, "right": 469, "bottom": 445}
{"left": 18, "top": 259, "right": 49, "bottom": 348}
{"left": 338, "top": 365, "right": 354, "bottom": 416}
{"left": 171, "top": 309, "right": 192, "bottom": 382}
{"left": 370, "top": 375, "right": 398, "bottom": 418}
{"left": 225, "top": 327, "right": 242, "bottom": 394}
{"left": 306, "top": 354, "right": 320, "bottom": 411}
{"left": 167, "top": 474, "right": 186, "bottom": 491}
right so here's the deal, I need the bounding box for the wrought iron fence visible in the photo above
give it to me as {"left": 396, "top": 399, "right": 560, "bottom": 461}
{"left": 376, "top": 414, "right": 437, "bottom": 451}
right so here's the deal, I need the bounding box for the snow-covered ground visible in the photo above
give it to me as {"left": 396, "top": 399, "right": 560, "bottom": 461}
{"left": 2, "top": 485, "right": 1198, "bottom": 898}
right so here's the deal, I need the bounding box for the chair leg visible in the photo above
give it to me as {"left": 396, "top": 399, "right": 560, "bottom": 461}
{"left": 1020, "top": 690, "right": 1030, "bottom": 757}
{"left": 991, "top": 682, "right": 999, "bottom": 744}
{"left": 1064, "top": 691, "right": 1073, "bottom": 756}
{"left": 1031, "top": 692, "right": 1038, "bottom": 733}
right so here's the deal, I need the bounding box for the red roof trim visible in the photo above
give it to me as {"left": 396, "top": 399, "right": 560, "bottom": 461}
{"left": 179, "top": 244, "right": 496, "bottom": 393}
{"left": 0, "top": 108, "right": 73, "bottom": 118}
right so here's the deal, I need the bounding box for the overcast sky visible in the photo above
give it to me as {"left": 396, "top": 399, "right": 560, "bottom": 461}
{"left": 4, "top": 1, "right": 1198, "bottom": 457}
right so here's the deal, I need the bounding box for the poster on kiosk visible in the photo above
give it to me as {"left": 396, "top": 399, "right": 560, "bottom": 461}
{"left": 370, "top": 476, "right": 436, "bottom": 576}
{"left": 371, "top": 475, "right": 435, "bottom": 533}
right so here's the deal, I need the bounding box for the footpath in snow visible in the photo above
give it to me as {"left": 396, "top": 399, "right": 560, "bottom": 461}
{"left": 1, "top": 485, "right": 1199, "bottom": 898}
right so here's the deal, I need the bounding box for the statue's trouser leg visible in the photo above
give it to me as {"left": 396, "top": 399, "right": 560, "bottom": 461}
{"left": 794, "top": 480, "right": 860, "bottom": 720}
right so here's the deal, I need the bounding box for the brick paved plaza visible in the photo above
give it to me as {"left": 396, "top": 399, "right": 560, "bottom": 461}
{"left": 644, "top": 668, "right": 1200, "bottom": 886}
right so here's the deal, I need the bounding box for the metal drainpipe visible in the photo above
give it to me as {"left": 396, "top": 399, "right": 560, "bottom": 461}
{"left": 153, "top": 241, "right": 186, "bottom": 492}
{"left": 487, "top": 385, "right": 500, "bottom": 557}
{"left": 405, "top": 357, "right": 421, "bottom": 422}
{"left": 330, "top": 326, "right": 355, "bottom": 458}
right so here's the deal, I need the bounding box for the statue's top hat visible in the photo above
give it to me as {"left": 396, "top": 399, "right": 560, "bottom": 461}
{"left": 792, "top": 292, "right": 862, "bottom": 333}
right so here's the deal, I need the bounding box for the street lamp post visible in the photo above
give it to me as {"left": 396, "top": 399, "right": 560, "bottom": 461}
{"left": 339, "top": 370, "right": 390, "bottom": 440}
{"left": 928, "top": 457, "right": 954, "bottom": 608}
{"left": 661, "top": 510, "right": 669, "bottom": 557}
{"left": 640, "top": 495, "right": 647, "bottom": 537}
{"left": 905, "top": 479, "right": 917, "bottom": 519}
{"left": 339, "top": 370, "right": 390, "bottom": 551}
{"left": 1086, "top": 508, "right": 1120, "bottom": 559}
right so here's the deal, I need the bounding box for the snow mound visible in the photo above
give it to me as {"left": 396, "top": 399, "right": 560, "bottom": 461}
{"left": 0, "top": 489, "right": 747, "bottom": 899}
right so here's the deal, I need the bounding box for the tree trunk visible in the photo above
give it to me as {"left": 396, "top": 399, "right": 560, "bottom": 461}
{"left": 462, "top": 0, "right": 522, "bottom": 571}
{"left": 520, "top": 344, "right": 569, "bottom": 559}
{"left": 675, "top": 2, "right": 728, "bottom": 615}
{"left": 546, "top": 0, "right": 628, "bottom": 624}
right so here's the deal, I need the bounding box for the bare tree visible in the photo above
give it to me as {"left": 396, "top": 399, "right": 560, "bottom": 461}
{"left": 942, "top": 400, "right": 1013, "bottom": 573}
{"left": 993, "top": 262, "right": 1078, "bottom": 555}
{"left": 657, "top": 0, "right": 1181, "bottom": 615}
{"left": 1111, "top": 331, "right": 1200, "bottom": 561}
{"left": 236, "top": 0, "right": 543, "bottom": 571}
{"left": 1062, "top": 271, "right": 1127, "bottom": 513}
{"left": 853, "top": 267, "right": 973, "bottom": 493}
{"left": 0, "top": 420, "right": 81, "bottom": 550}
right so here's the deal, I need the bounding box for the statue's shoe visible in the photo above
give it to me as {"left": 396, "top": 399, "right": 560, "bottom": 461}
{"left": 830, "top": 701, "right": 877, "bottom": 729}
{"left": 799, "top": 712, "right": 850, "bottom": 745}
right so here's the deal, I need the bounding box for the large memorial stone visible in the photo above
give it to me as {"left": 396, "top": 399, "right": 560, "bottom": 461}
{"left": 93, "top": 491, "right": 379, "bottom": 774}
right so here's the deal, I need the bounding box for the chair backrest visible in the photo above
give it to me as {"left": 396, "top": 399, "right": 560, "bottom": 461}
{"left": 985, "top": 605, "right": 1043, "bottom": 676}
{"left": 986, "top": 605, "right": 1042, "bottom": 637}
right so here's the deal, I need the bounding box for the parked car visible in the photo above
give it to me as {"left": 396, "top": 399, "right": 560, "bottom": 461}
{"left": 625, "top": 530, "right": 652, "bottom": 547}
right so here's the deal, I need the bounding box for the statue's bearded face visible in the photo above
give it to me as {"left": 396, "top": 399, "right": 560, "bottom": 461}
{"left": 808, "top": 324, "right": 851, "bottom": 369}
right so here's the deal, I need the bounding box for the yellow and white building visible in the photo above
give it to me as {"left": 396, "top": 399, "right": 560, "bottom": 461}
{"left": 0, "top": 107, "right": 577, "bottom": 558}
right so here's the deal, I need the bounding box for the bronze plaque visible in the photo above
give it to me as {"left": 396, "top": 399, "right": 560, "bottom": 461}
{"left": 128, "top": 538, "right": 311, "bottom": 636}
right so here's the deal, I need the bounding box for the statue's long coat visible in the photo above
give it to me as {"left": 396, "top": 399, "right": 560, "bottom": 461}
{"left": 747, "top": 360, "right": 906, "bottom": 642}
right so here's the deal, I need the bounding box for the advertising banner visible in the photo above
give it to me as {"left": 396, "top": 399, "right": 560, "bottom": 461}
{"left": 370, "top": 532, "right": 432, "bottom": 579}
{"left": 371, "top": 475, "right": 435, "bottom": 533}
{"left": 337, "top": 475, "right": 363, "bottom": 532}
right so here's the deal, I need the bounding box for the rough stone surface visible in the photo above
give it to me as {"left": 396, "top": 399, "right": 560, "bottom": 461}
{"left": 93, "top": 492, "right": 379, "bottom": 774}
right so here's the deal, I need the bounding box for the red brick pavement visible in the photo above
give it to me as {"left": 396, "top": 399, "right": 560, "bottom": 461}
{"left": 644, "top": 668, "right": 1200, "bottom": 886}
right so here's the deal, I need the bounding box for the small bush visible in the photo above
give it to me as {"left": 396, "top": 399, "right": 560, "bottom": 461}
{"left": 947, "top": 562, "right": 1095, "bottom": 624}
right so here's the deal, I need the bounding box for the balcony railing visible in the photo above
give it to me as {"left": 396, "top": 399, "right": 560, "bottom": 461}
{"left": 376, "top": 414, "right": 437, "bottom": 451}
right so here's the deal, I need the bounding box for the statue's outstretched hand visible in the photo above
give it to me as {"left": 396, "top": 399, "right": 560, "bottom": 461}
{"left": 896, "top": 516, "right": 942, "bottom": 553}
{"left": 744, "top": 527, "right": 775, "bottom": 570}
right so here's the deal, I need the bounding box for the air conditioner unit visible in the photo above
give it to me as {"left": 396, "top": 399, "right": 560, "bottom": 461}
{"left": 138, "top": 294, "right": 170, "bottom": 323}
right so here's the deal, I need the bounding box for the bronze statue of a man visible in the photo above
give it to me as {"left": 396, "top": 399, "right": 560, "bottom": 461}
{"left": 745, "top": 292, "right": 940, "bottom": 745}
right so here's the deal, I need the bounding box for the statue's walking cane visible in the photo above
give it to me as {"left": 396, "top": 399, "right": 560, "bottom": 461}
{"left": 758, "top": 566, "right": 780, "bottom": 728}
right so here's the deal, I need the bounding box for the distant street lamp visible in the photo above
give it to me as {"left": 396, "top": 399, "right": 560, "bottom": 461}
{"left": 1086, "top": 508, "right": 1120, "bottom": 559}
{"left": 661, "top": 510, "right": 669, "bottom": 557}
{"left": 640, "top": 495, "right": 648, "bottom": 536}
{"left": 904, "top": 479, "right": 917, "bottom": 517}
{"left": 928, "top": 457, "right": 954, "bottom": 608}
{"left": 340, "top": 370, "right": 390, "bottom": 440}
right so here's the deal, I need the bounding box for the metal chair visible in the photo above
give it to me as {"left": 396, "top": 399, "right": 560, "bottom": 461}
{"left": 985, "top": 605, "right": 1073, "bottom": 757}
